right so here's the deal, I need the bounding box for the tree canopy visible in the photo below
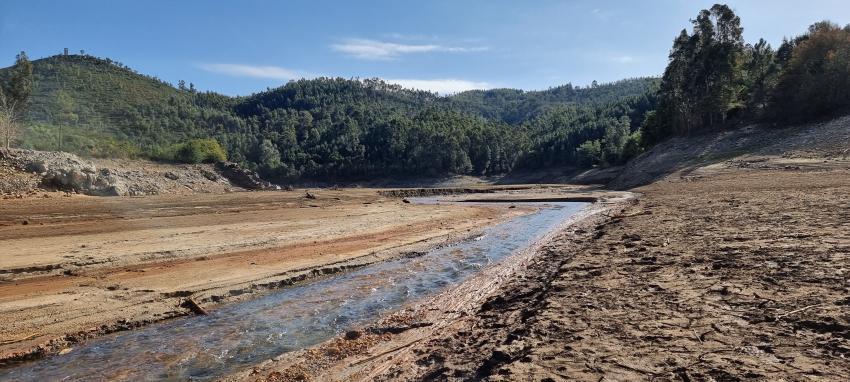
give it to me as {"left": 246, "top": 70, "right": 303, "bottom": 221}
{"left": 643, "top": 4, "right": 850, "bottom": 145}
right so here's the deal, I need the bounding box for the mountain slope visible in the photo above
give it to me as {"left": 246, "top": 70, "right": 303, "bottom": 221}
{"left": 1, "top": 54, "right": 658, "bottom": 180}
{"left": 449, "top": 78, "right": 659, "bottom": 124}
{"left": 0, "top": 54, "right": 237, "bottom": 157}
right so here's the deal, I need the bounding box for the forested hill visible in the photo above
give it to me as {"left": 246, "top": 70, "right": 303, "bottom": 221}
{"left": 0, "top": 54, "right": 657, "bottom": 180}
{"left": 449, "top": 79, "right": 658, "bottom": 124}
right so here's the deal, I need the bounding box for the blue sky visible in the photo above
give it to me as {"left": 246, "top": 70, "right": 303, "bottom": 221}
{"left": 2, "top": 0, "right": 848, "bottom": 95}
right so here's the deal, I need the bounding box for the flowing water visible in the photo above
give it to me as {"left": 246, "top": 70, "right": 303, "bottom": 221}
{"left": 0, "top": 200, "right": 587, "bottom": 382}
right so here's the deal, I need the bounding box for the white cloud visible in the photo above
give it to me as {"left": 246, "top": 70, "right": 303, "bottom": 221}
{"left": 331, "top": 38, "right": 487, "bottom": 60}
{"left": 197, "top": 63, "right": 303, "bottom": 80}
{"left": 610, "top": 55, "right": 636, "bottom": 64}
{"left": 385, "top": 78, "right": 494, "bottom": 94}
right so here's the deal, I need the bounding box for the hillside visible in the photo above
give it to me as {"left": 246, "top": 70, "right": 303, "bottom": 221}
{"left": 0, "top": 54, "right": 238, "bottom": 158}
{"left": 449, "top": 78, "right": 659, "bottom": 124}
{"left": 1, "top": 54, "right": 657, "bottom": 181}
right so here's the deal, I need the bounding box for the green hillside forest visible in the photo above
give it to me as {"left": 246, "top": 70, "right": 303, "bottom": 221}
{"left": 2, "top": 3, "right": 849, "bottom": 182}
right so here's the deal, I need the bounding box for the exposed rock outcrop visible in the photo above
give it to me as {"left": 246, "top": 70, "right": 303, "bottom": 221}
{"left": 0, "top": 149, "right": 245, "bottom": 196}
{"left": 215, "top": 162, "right": 280, "bottom": 190}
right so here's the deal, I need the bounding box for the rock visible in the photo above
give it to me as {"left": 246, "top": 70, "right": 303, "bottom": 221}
{"left": 215, "top": 162, "right": 278, "bottom": 190}
{"left": 344, "top": 330, "right": 362, "bottom": 340}
{"left": 200, "top": 169, "right": 220, "bottom": 182}
{"left": 164, "top": 172, "right": 180, "bottom": 180}
{"left": 25, "top": 160, "right": 48, "bottom": 174}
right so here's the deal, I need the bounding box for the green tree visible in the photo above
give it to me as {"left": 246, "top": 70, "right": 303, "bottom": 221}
{"left": 742, "top": 38, "right": 779, "bottom": 116}
{"left": 645, "top": 4, "right": 745, "bottom": 143}
{"left": 56, "top": 90, "right": 78, "bottom": 150}
{"left": 176, "top": 138, "right": 228, "bottom": 164}
{"left": 601, "top": 117, "right": 630, "bottom": 165}
{"left": 621, "top": 131, "right": 644, "bottom": 162}
{"left": 769, "top": 21, "right": 850, "bottom": 121}
{"left": 575, "top": 140, "right": 602, "bottom": 167}
{"left": 257, "top": 139, "right": 282, "bottom": 171}
{"left": 3, "top": 52, "right": 33, "bottom": 111}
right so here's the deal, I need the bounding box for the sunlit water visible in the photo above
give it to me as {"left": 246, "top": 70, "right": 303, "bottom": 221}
{"left": 0, "top": 201, "right": 587, "bottom": 382}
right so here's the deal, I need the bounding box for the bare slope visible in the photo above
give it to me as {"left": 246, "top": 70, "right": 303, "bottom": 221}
{"left": 609, "top": 115, "right": 850, "bottom": 189}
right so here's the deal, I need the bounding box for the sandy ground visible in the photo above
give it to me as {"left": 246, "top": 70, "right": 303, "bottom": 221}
{"left": 236, "top": 164, "right": 850, "bottom": 381}
{"left": 0, "top": 187, "right": 551, "bottom": 365}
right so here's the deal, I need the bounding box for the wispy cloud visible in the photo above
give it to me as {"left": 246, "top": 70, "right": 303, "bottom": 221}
{"left": 197, "top": 63, "right": 304, "bottom": 80}
{"left": 591, "top": 8, "right": 609, "bottom": 21}
{"left": 385, "top": 78, "right": 494, "bottom": 94}
{"left": 610, "top": 55, "right": 636, "bottom": 64}
{"left": 331, "top": 38, "right": 487, "bottom": 60}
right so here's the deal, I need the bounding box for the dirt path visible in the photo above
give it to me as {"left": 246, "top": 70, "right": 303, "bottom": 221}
{"left": 237, "top": 167, "right": 850, "bottom": 381}
{"left": 0, "top": 188, "right": 537, "bottom": 365}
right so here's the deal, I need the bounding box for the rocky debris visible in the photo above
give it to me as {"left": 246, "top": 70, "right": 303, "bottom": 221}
{"left": 1, "top": 149, "right": 244, "bottom": 197}
{"left": 200, "top": 169, "right": 220, "bottom": 181}
{"left": 0, "top": 149, "right": 40, "bottom": 197}
{"left": 216, "top": 161, "right": 280, "bottom": 191}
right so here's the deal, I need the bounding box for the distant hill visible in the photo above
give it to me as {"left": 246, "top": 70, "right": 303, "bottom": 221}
{"left": 0, "top": 54, "right": 236, "bottom": 157}
{"left": 449, "top": 78, "right": 659, "bottom": 124}
{"left": 0, "top": 54, "right": 658, "bottom": 180}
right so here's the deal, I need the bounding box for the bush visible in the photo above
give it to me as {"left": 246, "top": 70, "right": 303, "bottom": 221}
{"left": 575, "top": 140, "right": 602, "bottom": 167}
{"left": 174, "top": 138, "right": 227, "bottom": 164}
{"left": 621, "top": 131, "right": 644, "bottom": 162}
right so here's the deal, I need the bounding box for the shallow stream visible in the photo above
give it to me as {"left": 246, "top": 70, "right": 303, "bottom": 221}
{"left": 0, "top": 200, "right": 587, "bottom": 381}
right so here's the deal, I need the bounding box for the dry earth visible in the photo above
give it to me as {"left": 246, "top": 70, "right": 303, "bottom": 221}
{"left": 0, "top": 187, "right": 555, "bottom": 365}
{"left": 236, "top": 159, "right": 850, "bottom": 380}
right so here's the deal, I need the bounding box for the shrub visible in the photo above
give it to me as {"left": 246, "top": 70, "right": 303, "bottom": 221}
{"left": 174, "top": 138, "right": 227, "bottom": 164}
{"left": 621, "top": 131, "right": 644, "bottom": 162}
{"left": 575, "top": 140, "right": 602, "bottom": 167}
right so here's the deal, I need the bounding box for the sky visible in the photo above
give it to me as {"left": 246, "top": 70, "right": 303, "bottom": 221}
{"left": 2, "top": 0, "right": 848, "bottom": 95}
